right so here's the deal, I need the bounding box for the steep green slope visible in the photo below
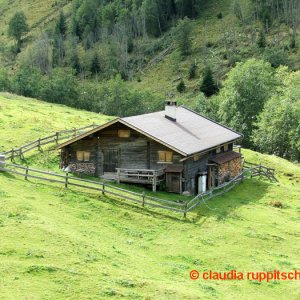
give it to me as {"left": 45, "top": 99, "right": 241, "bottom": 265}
{"left": 0, "top": 0, "right": 72, "bottom": 63}
{"left": 0, "top": 92, "right": 112, "bottom": 152}
{"left": 0, "top": 95, "right": 299, "bottom": 299}
{"left": 1, "top": 0, "right": 299, "bottom": 103}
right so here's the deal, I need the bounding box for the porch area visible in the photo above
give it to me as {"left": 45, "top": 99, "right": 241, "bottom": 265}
{"left": 100, "top": 168, "right": 166, "bottom": 192}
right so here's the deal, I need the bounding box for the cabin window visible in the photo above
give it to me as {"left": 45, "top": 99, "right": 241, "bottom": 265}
{"left": 76, "top": 151, "right": 91, "bottom": 162}
{"left": 158, "top": 151, "right": 173, "bottom": 162}
{"left": 194, "top": 154, "right": 200, "bottom": 161}
{"left": 118, "top": 129, "right": 131, "bottom": 138}
{"left": 216, "top": 147, "right": 221, "bottom": 154}
{"left": 83, "top": 151, "right": 91, "bottom": 162}
{"left": 224, "top": 144, "right": 229, "bottom": 151}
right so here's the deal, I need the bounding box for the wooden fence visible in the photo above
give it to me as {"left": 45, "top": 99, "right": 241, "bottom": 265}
{"left": 0, "top": 161, "right": 277, "bottom": 217}
{"left": 0, "top": 163, "right": 187, "bottom": 214}
{"left": 244, "top": 161, "right": 277, "bottom": 182}
{"left": 1, "top": 124, "right": 99, "bottom": 161}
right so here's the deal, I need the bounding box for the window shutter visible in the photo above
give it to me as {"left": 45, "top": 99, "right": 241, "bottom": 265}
{"left": 76, "top": 151, "right": 84, "bottom": 161}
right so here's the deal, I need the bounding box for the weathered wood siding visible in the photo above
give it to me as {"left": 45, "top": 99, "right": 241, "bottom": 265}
{"left": 182, "top": 152, "right": 214, "bottom": 194}
{"left": 60, "top": 124, "right": 237, "bottom": 195}
{"left": 61, "top": 123, "right": 185, "bottom": 176}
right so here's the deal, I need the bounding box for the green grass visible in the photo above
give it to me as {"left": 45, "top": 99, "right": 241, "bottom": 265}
{"left": 0, "top": 94, "right": 300, "bottom": 299}
{"left": 0, "top": 92, "right": 113, "bottom": 153}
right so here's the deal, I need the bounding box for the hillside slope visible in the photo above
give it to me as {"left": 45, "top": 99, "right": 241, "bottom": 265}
{"left": 1, "top": 0, "right": 299, "bottom": 102}
{"left": 0, "top": 95, "right": 300, "bottom": 299}
{"left": 0, "top": 92, "right": 112, "bottom": 152}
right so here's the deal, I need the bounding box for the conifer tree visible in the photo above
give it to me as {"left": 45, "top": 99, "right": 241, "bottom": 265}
{"left": 55, "top": 11, "right": 67, "bottom": 36}
{"left": 90, "top": 53, "right": 101, "bottom": 75}
{"left": 257, "top": 30, "right": 266, "bottom": 48}
{"left": 177, "top": 79, "right": 186, "bottom": 93}
{"left": 200, "top": 67, "right": 219, "bottom": 97}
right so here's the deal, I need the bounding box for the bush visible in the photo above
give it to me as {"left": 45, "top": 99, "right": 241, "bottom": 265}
{"left": 217, "top": 12, "right": 223, "bottom": 19}
{"left": 263, "top": 48, "right": 288, "bottom": 68}
{"left": 0, "top": 69, "right": 11, "bottom": 92}
{"left": 38, "top": 68, "right": 79, "bottom": 106}
{"left": 188, "top": 62, "right": 197, "bottom": 79}
{"left": 12, "top": 67, "right": 42, "bottom": 98}
{"left": 257, "top": 30, "right": 266, "bottom": 48}
{"left": 289, "top": 36, "right": 296, "bottom": 49}
{"left": 177, "top": 79, "right": 186, "bottom": 93}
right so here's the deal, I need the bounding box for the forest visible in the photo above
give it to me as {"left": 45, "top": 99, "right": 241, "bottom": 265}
{"left": 0, "top": 0, "right": 299, "bottom": 160}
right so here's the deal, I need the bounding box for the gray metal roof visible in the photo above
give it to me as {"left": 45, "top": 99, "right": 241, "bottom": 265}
{"left": 122, "top": 106, "right": 242, "bottom": 156}
{"left": 57, "top": 106, "right": 242, "bottom": 156}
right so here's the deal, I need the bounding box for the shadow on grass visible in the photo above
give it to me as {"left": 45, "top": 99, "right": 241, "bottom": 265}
{"left": 191, "top": 178, "right": 272, "bottom": 223}
{"left": 1, "top": 171, "right": 16, "bottom": 179}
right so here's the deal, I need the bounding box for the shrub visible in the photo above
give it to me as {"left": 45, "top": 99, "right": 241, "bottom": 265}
{"left": 188, "top": 62, "right": 197, "bottom": 79}
{"left": 289, "top": 36, "right": 296, "bottom": 49}
{"left": 257, "top": 30, "right": 266, "bottom": 48}
{"left": 263, "top": 48, "right": 288, "bottom": 68}
{"left": 177, "top": 79, "right": 186, "bottom": 93}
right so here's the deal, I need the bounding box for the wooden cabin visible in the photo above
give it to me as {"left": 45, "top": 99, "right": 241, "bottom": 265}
{"left": 57, "top": 102, "right": 243, "bottom": 195}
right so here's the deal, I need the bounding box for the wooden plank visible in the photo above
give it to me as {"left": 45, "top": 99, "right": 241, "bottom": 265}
{"left": 144, "top": 195, "right": 186, "bottom": 207}
{"left": 144, "top": 201, "right": 184, "bottom": 213}
{"left": 39, "top": 139, "right": 57, "bottom": 147}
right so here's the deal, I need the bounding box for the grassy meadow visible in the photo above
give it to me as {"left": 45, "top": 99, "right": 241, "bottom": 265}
{"left": 0, "top": 94, "right": 300, "bottom": 299}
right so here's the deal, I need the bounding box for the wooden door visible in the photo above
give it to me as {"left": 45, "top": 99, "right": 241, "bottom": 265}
{"left": 103, "top": 149, "right": 120, "bottom": 172}
{"left": 166, "top": 173, "right": 181, "bottom": 193}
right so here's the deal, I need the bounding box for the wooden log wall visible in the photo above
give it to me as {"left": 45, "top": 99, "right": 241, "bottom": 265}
{"left": 63, "top": 123, "right": 185, "bottom": 176}
{"left": 183, "top": 152, "right": 214, "bottom": 194}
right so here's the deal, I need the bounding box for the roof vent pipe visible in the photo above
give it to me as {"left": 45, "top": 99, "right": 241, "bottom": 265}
{"left": 165, "top": 100, "right": 177, "bottom": 122}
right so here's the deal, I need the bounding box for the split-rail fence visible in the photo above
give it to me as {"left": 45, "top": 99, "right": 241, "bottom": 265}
{"left": 0, "top": 126, "right": 277, "bottom": 217}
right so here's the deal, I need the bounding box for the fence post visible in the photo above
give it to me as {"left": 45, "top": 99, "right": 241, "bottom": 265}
{"left": 65, "top": 172, "right": 69, "bottom": 188}
{"left": 20, "top": 148, "right": 24, "bottom": 160}
{"left": 259, "top": 163, "right": 262, "bottom": 177}
{"left": 152, "top": 171, "right": 157, "bottom": 192}
{"left": 25, "top": 166, "right": 29, "bottom": 180}
{"left": 38, "top": 138, "right": 41, "bottom": 151}
{"left": 0, "top": 154, "right": 5, "bottom": 170}
{"left": 142, "top": 192, "right": 145, "bottom": 207}
{"left": 183, "top": 202, "right": 188, "bottom": 218}
{"left": 55, "top": 132, "right": 59, "bottom": 144}
{"left": 102, "top": 183, "right": 105, "bottom": 195}
{"left": 11, "top": 149, "right": 14, "bottom": 161}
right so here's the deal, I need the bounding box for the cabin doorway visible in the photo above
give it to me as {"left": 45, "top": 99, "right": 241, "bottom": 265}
{"left": 165, "top": 166, "right": 183, "bottom": 194}
{"left": 103, "top": 149, "right": 120, "bottom": 172}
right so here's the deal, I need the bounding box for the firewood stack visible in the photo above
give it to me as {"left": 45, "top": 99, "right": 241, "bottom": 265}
{"left": 218, "top": 157, "right": 242, "bottom": 184}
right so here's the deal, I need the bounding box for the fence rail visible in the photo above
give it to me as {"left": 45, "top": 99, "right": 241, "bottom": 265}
{"left": 0, "top": 163, "right": 186, "bottom": 214}
{"left": 1, "top": 124, "right": 99, "bottom": 160}
{"left": 0, "top": 161, "right": 277, "bottom": 217}
{"left": 243, "top": 161, "right": 277, "bottom": 182}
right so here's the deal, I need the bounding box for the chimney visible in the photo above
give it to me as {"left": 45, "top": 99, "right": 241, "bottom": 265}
{"left": 165, "top": 100, "right": 177, "bottom": 122}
